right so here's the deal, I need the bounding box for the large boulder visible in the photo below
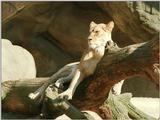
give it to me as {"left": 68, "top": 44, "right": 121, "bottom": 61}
{"left": 55, "top": 111, "right": 103, "bottom": 120}
{"left": 98, "top": 2, "right": 159, "bottom": 43}
{"left": 2, "top": 39, "right": 36, "bottom": 81}
{"left": 2, "top": 2, "right": 74, "bottom": 76}
{"left": 131, "top": 97, "right": 159, "bottom": 119}
{"left": 2, "top": 2, "right": 132, "bottom": 76}
{"left": 2, "top": 2, "right": 159, "bottom": 76}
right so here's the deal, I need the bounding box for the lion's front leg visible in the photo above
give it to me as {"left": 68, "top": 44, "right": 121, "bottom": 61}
{"left": 58, "top": 69, "right": 85, "bottom": 100}
{"left": 58, "top": 89, "right": 73, "bottom": 100}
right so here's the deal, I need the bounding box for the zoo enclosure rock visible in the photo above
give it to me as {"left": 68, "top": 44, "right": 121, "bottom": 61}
{"left": 98, "top": 1, "right": 160, "bottom": 43}
{"left": 4, "top": 2, "right": 159, "bottom": 76}
{"left": 2, "top": 39, "right": 36, "bottom": 81}
{"left": 2, "top": 2, "right": 134, "bottom": 76}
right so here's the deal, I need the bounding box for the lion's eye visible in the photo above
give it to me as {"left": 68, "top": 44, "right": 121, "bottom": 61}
{"left": 95, "top": 31, "right": 99, "bottom": 33}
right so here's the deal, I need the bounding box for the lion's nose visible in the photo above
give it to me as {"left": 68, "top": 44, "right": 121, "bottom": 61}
{"left": 88, "top": 39, "right": 92, "bottom": 41}
{"left": 88, "top": 36, "right": 92, "bottom": 41}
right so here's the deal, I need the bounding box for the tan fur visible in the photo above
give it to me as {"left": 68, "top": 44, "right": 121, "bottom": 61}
{"left": 58, "top": 21, "right": 114, "bottom": 100}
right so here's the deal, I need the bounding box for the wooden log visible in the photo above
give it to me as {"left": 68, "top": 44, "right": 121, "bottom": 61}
{"left": 2, "top": 78, "right": 87, "bottom": 119}
{"left": 45, "top": 86, "right": 87, "bottom": 119}
{"left": 2, "top": 78, "right": 49, "bottom": 115}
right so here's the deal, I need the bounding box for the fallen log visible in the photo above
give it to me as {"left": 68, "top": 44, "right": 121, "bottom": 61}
{"left": 2, "top": 78, "right": 100, "bottom": 119}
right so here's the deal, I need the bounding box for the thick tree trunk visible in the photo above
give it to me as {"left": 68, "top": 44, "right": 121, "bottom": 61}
{"left": 2, "top": 35, "right": 159, "bottom": 119}
{"left": 72, "top": 35, "right": 159, "bottom": 114}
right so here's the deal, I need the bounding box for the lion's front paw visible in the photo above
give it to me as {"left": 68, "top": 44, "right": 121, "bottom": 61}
{"left": 28, "top": 92, "right": 39, "bottom": 100}
{"left": 58, "top": 90, "right": 73, "bottom": 100}
{"left": 55, "top": 81, "right": 64, "bottom": 89}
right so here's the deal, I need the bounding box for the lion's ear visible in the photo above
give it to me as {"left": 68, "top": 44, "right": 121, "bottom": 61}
{"left": 106, "top": 21, "right": 114, "bottom": 31}
{"left": 90, "top": 21, "right": 97, "bottom": 29}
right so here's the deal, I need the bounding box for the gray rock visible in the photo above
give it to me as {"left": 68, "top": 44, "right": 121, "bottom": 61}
{"left": 98, "top": 2, "right": 159, "bottom": 43}
{"left": 2, "top": 39, "right": 36, "bottom": 81}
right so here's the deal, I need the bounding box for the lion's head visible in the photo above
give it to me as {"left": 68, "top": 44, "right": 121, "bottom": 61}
{"left": 88, "top": 21, "right": 114, "bottom": 49}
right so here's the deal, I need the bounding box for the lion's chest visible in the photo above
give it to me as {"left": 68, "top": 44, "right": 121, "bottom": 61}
{"left": 83, "top": 47, "right": 105, "bottom": 60}
{"left": 80, "top": 47, "right": 105, "bottom": 76}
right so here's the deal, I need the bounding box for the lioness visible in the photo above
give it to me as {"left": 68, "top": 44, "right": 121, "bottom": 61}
{"left": 58, "top": 21, "right": 114, "bottom": 100}
{"left": 29, "top": 21, "right": 114, "bottom": 100}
